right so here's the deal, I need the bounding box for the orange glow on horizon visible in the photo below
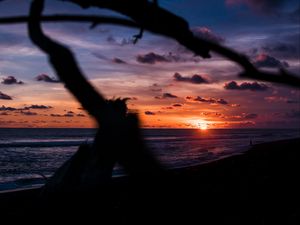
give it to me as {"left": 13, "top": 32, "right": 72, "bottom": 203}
{"left": 198, "top": 122, "right": 208, "bottom": 130}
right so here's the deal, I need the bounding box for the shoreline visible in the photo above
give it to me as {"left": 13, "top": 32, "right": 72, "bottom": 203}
{"left": 0, "top": 137, "right": 299, "bottom": 194}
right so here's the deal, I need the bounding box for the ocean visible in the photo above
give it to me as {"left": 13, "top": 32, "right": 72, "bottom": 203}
{"left": 0, "top": 128, "right": 299, "bottom": 191}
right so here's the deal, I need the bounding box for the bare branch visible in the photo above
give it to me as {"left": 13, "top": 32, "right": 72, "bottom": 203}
{"left": 28, "top": 0, "right": 163, "bottom": 183}
{"left": 0, "top": 14, "right": 138, "bottom": 28}
{"left": 28, "top": 2, "right": 108, "bottom": 124}
{"left": 0, "top": 5, "right": 299, "bottom": 87}
{"left": 67, "top": 0, "right": 300, "bottom": 88}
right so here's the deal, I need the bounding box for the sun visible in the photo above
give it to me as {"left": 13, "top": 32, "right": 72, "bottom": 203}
{"left": 198, "top": 122, "right": 208, "bottom": 130}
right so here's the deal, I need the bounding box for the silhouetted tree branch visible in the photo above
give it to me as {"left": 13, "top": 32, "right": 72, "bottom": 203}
{"left": 28, "top": 11, "right": 108, "bottom": 124}
{"left": 67, "top": 0, "right": 300, "bottom": 88}
{"left": 0, "top": 14, "right": 138, "bottom": 28}
{"left": 0, "top": 12, "right": 299, "bottom": 87}
{"left": 28, "top": 0, "right": 162, "bottom": 193}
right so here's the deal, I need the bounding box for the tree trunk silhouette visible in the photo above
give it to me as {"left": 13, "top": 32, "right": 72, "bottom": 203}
{"left": 28, "top": 0, "right": 162, "bottom": 196}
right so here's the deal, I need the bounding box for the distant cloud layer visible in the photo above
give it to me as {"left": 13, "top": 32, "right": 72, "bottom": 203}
{"left": 145, "top": 111, "right": 156, "bottom": 115}
{"left": 106, "top": 35, "right": 133, "bottom": 46}
{"left": 187, "top": 96, "right": 229, "bottom": 105}
{"left": 192, "top": 27, "right": 225, "bottom": 43}
{"left": 173, "top": 72, "right": 209, "bottom": 84}
{"left": 224, "top": 81, "right": 269, "bottom": 91}
{"left": 23, "top": 105, "right": 52, "bottom": 110}
{"left": 112, "top": 58, "right": 127, "bottom": 64}
{"left": 264, "top": 96, "right": 300, "bottom": 104}
{"left": 136, "top": 52, "right": 200, "bottom": 64}
{"left": 137, "top": 52, "right": 170, "bottom": 64}
{"left": 155, "top": 93, "right": 178, "bottom": 99}
{"left": 35, "top": 74, "right": 60, "bottom": 83}
{"left": 0, "top": 105, "right": 16, "bottom": 111}
{"left": 0, "top": 91, "right": 12, "bottom": 100}
{"left": 1, "top": 76, "right": 24, "bottom": 85}
{"left": 261, "top": 41, "right": 299, "bottom": 59}
{"left": 226, "top": 0, "right": 286, "bottom": 13}
{"left": 244, "top": 113, "right": 258, "bottom": 119}
{"left": 0, "top": 104, "right": 52, "bottom": 111}
{"left": 253, "top": 54, "right": 289, "bottom": 68}
{"left": 173, "top": 103, "right": 183, "bottom": 107}
{"left": 21, "top": 111, "right": 38, "bottom": 116}
{"left": 50, "top": 113, "right": 74, "bottom": 117}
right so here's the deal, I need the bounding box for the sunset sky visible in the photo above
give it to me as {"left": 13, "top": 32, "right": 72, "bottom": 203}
{"left": 0, "top": 0, "right": 299, "bottom": 128}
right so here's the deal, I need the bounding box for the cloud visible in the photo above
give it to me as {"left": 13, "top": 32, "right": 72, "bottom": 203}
{"left": 0, "top": 105, "right": 52, "bottom": 113}
{"left": 106, "top": 35, "right": 133, "bottom": 46}
{"left": 0, "top": 91, "right": 12, "bottom": 100}
{"left": 137, "top": 52, "right": 170, "bottom": 64}
{"left": 112, "top": 58, "right": 127, "bottom": 64}
{"left": 124, "top": 97, "right": 138, "bottom": 101}
{"left": 264, "top": 96, "right": 300, "bottom": 104}
{"left": 253, "top": 54, "right": 289, "bottom": 68}
{"left": 50, "top": 113, "right": 74, "bottom": 117}
{"left": 20, "top": 111, "right": 38, "bottom": 116}
{"left": 200, "top": 112, "right": 224, "bottom": 117}
{"left": 188, "top": 96, "right": 229, "bottom": 105}
{"left": 162, "top": 106, "right": 174, "bottom": 110}
{"left": 136, "top": 52, "right": 200, "bottom": 65}
{"left": 221, "top": 113, "right": 258, "bottom": 120}
{"left": 262, "top": 43, "right": 298, "bottom": 58}
{"left": 0, "top": 105, "right": 17, "bottom": 111}
{"left": 64, "top": 113, "right": 74, "bottom": 117}
{"left": 225, "top": 0, "right": 286, "bottom": 13}
{"left": 149, "top": 83, "right": 162, "bottom": 92}
{"left": 255, "top": 32, "right": 300, "bottom": 60}
{"left": 173, "top": 72, "right": 209, "bottom": 84}
{"left": 23, "top": 104, "right": 52, "bottom": 110}
{"left": 35, "top": 74, "right": 60, "bottom": 83}
{"left": 92, "top": 52, "right": 109, "bottom": 61}
{"left": 1, "top": 76, "right": 24, "bottom": 85}
{"left": 155, "top": 93, "right": 178, "bottom": 99}
{"left": 172, "top": 103, "right": 183, "bottom": 107}
{"left": 50, "top": 114, "right": 63, "bottom": 117}
{"left": 92, "top": 54, "right": 127, "bottom": 64}
{"left": 224, "top": 81, "right": 269, "bottom": 91}
{"left": 145, "top": 111, "right": 156, "bottom": 115}
{"left": 244, "top": 113, "right": 258, "bottom": 119}
{"left": 76, "top": 113, "right": 85, "bottom": 117}
{"left": 192, "top": 27, "right": 225, "bottom": 43}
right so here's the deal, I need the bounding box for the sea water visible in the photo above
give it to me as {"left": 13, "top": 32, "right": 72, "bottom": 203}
{"left": 0, "top": 128, "right": 299, "bottom": 191}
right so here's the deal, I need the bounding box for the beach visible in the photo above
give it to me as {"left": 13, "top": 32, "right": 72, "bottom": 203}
{"left": 1, "top": 128, "right": 299, "bottom": 188}
{"left": 1, "top": 137, "right": 299, "bottom": 224}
